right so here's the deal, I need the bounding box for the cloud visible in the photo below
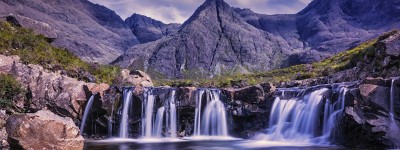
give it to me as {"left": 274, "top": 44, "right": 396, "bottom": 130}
{"left": 88, "top": 0, "right": 312, "bottom": 23}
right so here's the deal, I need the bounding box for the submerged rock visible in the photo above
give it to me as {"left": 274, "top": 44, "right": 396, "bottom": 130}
{"left": 6, "top": 110, "right": 84, "bottom": 150}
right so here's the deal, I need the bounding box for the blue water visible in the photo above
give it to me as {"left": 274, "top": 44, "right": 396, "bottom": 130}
{"left": 84, "top": 139, "right": 345, "bottom": 150}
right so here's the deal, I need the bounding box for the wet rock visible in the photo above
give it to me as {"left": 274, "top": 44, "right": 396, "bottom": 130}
{"left": 6, "top": 110, "right": 84, "bottom": 150}
{"left": 339, "top": 77, "right": 399, "bottom": 148}
{"left": 176, "top": 87, "right": 197, "bottom": 107}
{"left": 222, "top": 85, "right": 265, "bottom": 104}
{"left": 340, "top": 107, "right": 394, "bottom": 148}
{"left": 359, "top": 78, "right": 391, "bottom": 112}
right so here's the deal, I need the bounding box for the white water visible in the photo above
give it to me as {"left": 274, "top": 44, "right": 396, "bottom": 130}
{"left": 80, "top": 94, "right": 95, "bottom": 134}
{"left": 119, "top": 89, "right": 133, "bottom": 138}
{"left": 389, "top": 78, "right": 400, "bottom": 148}
{"left": 142, "top": 88, "right": 156, "bottom": 138}
{"left": 320, "top": 88, "right": 348, "bottom": 143}
{"left": 254, "top": 86, "right": 350, "bottom": 144}
{"left": 142, "top": 88, "right": 178, "bottom": 139}
{"left": 193, "top": 89, "right": 228, "bottom": 137}
{"left": 169, "top": 90, "right": 177, "bottom": 138}
{"left": 154, "top": 107, "right": 166, "bottom": 138}
{"left": 390, "top": 78, "right": 397, "bottom": 121}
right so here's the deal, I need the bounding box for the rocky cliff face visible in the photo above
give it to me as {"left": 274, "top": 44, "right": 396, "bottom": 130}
{"left": 113, "top": 0, "right": 293, "bottom": 78}
{"left": 125, "top": 14, "right": 181, "bottom": 43}
{"left": 114, "top": 0, "right": 400, "bottom": 78}
{"left": 235, "top": 0, "right": 400, "bottom": 64}
{"left": 0, "top": 0, "right": 139, "bottom": 64}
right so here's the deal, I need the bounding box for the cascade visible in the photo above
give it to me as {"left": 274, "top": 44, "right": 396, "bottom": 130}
{"left": 193, "top": 89, "right": 228, "bottom": 137}
{"left": 119, "top": 88, "right": 133, "bottom": 138}
{"left": 141, "top": 88, "right": 178, "bottom": 138}
{"left": 80, "top": 94, "right": 95, "bottom": 134}
{"left": 254, "top": 84, "right": 351, "bottom": 144}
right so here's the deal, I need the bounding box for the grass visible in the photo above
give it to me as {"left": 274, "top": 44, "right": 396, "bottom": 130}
{"left": 155, "top": 30, "right": 398, "bottom": 87}
{"left": 0, "top": 21, "right": 121, "bottom": 84}
{"left": 0, "top": 74, "right": 25, "bottom": 108}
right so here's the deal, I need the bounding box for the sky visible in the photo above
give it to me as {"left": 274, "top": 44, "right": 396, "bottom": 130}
{"left": 88, "top": 0, "right": 312, "bottom": 24}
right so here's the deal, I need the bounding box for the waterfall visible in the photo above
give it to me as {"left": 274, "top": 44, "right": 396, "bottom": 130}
{"left": 80, "top": 94, "right": 95, "bottom": 134}
{"left": 390, "top": 78, "right": 397, "bottom": 121}
{"left": 254, "top": 85, "right": 351, "bottom": 144}
{"left": 320, "top": 87, "right": 348, "bottom": 143}
{"left": 169, "top": 90, "right": 177, "bottom": 138}
{"left": 390, "top": 78, "right": 400, "bottom": 148}
{"left": 193, "top": 89, "right": 228, "bottom": 137}
{"left": 119, "top": 88, "right": 133, "bottom": 138}
{"left": 141, "top": 88, "right": 177, "bottom": 138}
{"left": 142, "top": 88, "right": 156, "bottom": 138}
{"left": 154, "top": 107, "right": 165, "bottom": 138}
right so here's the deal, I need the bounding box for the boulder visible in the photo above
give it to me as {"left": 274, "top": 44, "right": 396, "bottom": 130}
{"left": 222, "top": 84, "right": 266, "bottom": 104}
{"left": 118, "top": 69, "right": 153, "bottom": 87}
{"left": 0, "top": 110, "right": 8, "bottom": 148}
{"left": 359, "top": 78, "right": 391, "bottom": 112}
{"left": 0, "top": 55, "right": 109, "bottom": 118}
{"left": 6, "top": 110, "right": 84, "bottom": 150}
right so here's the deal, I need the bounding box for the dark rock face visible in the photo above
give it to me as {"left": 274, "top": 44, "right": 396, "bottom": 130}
{"left": 125, "top": 14, "right": 181, "bottom": 43}
{"left": 0, "top": 0, "right": 139, "bottom": 64}
{"left": 222, "top": 83, "right": 276, "bottom": 138}
{"left": 339, "top": 77, "right": 400, "bottom": 148}
{"left": 6, "top": 110, "right": 84, "bottom": 150}
{"left": 113, "top": 0, "right": 292, "bottom": 78}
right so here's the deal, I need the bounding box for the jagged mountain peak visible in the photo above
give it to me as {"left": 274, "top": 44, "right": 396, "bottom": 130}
{"left": 125, "top": 13, "right": 181, "bottom": 43}
{"left": 113, "top": 0, "right": 292, "bottom": 78}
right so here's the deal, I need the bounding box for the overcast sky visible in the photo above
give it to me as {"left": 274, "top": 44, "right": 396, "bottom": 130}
{"left": 88, "top": 0, "right": 312, "bottom": 24}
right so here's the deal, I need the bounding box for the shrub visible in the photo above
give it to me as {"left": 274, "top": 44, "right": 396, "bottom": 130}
{"left": 0, "top": 74, "right": 24, "bottom": 108}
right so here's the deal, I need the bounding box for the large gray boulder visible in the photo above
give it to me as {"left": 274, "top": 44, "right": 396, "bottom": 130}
{"left": 6, "top": 110, "right": 84, "bottom": 150}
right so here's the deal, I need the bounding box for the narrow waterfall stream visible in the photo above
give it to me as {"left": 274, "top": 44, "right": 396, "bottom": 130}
{"left": 193, "top": 89, "right": 229, "bottom": 138}
{"left": 253, "top": 83, "right": 352, "bottom": 145}
{"left": 80, "top": 94, "right": 95, "bottom": 134}
{"left": 389, "top": 78, "right": 400, "bottom": 148}
{"left": 119, "top": 88, "right": 134, "bottom": 138}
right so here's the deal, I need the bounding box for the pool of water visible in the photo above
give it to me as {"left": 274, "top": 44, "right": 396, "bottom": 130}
{"left": 84, "top": 139, "right": 346, "bottom": 150}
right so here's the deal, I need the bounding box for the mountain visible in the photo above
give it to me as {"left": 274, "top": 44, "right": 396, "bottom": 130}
{"left": 235, "top": 0, "right": 400, "bottom": 64}
{"left": 114, "top": 0, "right": 400, "bottom": 78}
{"left": 125, "top": 13, "right": 181, "bottom": 43}
{"left": 0, "top": 0, "right": 139, "bottom": 64}
{"left": 113, "top": 0, "right": 295, "bottom": 79}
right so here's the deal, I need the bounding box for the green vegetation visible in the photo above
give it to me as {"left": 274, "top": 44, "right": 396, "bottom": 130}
{"left": 0, "top": 74, "right": 24, "bottom": 108}
{"left": 0, "top": 21, "right": 121, "bottom": 84}
{"left": 155, "top": 30, "right": 399, "bottom": 87}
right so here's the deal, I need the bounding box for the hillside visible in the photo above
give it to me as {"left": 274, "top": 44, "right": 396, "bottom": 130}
{"left": 155, "top": 30, "right": 400, "bottom": 87}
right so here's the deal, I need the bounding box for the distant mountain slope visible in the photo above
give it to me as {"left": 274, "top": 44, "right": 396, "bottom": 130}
{"left": 125, "top": 13, "right": 181, "bottom": 43}
{"left": 113, "top": 0, "right": 296, "bottom": 79}
{"left": 235, "top": 0, "right": 400, "bottom": 64}
{"left": 0, "top": 0, "right": 139, "bottom": 64}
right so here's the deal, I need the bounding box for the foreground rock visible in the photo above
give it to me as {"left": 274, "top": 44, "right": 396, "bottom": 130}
{"left": 6, "top": 110, "right": 84, "bottom": 150}
{"left": 339, "top": 77, "right": 400, "bottom": 148}
{"left": 0, "top": 54, "right": 109, "bottom": 119}
{"left": 0, "top": 110, "right": 8, "bottom": 148}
